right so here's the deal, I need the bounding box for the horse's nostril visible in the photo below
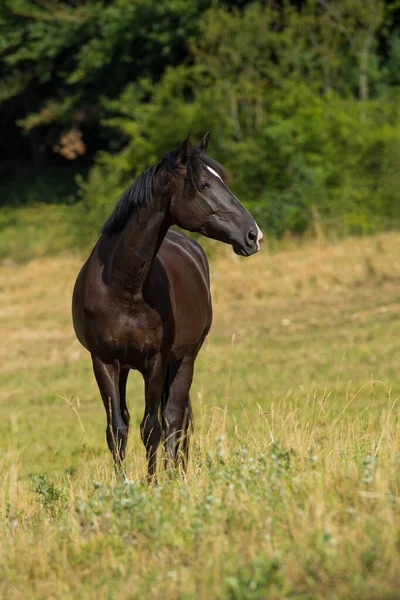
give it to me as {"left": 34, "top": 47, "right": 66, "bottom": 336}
{"left": 247, "top": 229, "right": 257, "bottom": 244}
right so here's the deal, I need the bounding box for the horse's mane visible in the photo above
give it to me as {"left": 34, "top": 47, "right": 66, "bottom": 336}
{"left": 101, "top": 147, "right": 228, "bottom": 235}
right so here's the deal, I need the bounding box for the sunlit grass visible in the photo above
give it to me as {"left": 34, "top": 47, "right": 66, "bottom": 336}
{"left": 1, "top": 232, "right": 400, "bottom": 598}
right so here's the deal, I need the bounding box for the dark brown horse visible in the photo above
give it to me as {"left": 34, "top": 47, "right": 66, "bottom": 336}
{"left": 72, "top": 133, "right": 262, "bottom": 482}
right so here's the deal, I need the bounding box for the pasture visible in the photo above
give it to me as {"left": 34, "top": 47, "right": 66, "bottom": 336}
{"left": 1, "top": 232, "right": 400, "bottom": 599}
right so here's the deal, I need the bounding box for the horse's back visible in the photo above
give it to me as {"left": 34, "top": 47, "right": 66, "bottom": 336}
{"left": 162, "top": 229, "right": 210, "bottom": 277}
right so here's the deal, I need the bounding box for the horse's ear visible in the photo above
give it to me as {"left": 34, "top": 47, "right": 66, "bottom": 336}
{"left": 198, "top": 131, "right": 210, "bottom": 153}
{"left": 176, "top": 134, "right": 191, "bottom": 165}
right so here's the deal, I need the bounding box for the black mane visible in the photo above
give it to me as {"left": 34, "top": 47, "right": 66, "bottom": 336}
{"left": 101, "top": 146, "right": 228, "bottom": 235}
{"left": 101, "top": 164, "right": 158, "bottom": 235}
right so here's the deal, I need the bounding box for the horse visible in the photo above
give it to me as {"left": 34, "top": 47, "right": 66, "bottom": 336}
{"left": 72, "top": 133, "right": 262, "bottom": 483}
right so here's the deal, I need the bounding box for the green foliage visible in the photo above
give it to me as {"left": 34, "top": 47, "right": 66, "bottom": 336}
{"left": 1, "top": 0, "right": 400, "bottom": 252}
{"left": 73, "top": 1, "right": 400, "bottom": 239}
{"left": 29, "top": 472, "right": 68, "bottom": 519}
{"left": 0, "top": 0, "right": 206, "bottom": 125}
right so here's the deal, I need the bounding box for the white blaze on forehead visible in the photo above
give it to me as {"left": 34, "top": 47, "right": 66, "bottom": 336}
{"left": 256, "top": 223, "right": 263, "bottom": 250}
{"left": 206, "top": 165, "right": 223, "bottom": 181}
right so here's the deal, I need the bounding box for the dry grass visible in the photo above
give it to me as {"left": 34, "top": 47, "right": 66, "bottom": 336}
{"left": 1, "top": 232, "right": 400, "bottom": 599}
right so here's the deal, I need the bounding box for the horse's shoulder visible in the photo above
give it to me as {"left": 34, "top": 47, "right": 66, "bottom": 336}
{"left": 164, "top": 229, "right": 208, "bottom": 263}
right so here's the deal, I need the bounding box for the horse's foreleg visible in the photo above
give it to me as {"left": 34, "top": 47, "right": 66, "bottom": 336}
{"left": 162, "top": 356, "right": 194, "bottom": 472}
{"left": 140, "top": 354, "right": 166, "bottom": 484}
{"left": 92, "top": 356, "right": 128, "bottom": 468}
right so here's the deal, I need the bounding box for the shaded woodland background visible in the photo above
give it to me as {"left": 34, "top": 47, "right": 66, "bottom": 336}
{"left": 1, "top": 0, "right": 400, "bottom": 258}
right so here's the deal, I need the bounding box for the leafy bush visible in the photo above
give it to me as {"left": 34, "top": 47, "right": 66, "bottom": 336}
{"left": 1, "top": 0, "right": 400, "bottom": 257}
{"left": 73, "top": 1, "right": 400, "bottom": 238}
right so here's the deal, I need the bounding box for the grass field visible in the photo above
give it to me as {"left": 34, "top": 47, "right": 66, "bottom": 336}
{"left": 1, "top": 232, "right": 400, "bottom": 599}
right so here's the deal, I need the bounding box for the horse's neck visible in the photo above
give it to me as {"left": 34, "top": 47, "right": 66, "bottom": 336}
{"left": 108, "top": 198, "right": 171, "bottom": 291}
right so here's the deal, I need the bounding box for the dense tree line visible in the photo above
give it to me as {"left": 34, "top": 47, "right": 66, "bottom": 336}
{"left": 1, "top": 0, "right": 400, "bottom": 238}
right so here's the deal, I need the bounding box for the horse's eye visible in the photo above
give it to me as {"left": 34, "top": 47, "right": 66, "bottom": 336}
{"left": 200, "top": 181, "right": 210, "bottom": 191}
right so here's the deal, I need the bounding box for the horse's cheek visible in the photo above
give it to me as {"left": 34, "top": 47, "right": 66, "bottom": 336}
{"left": 192, "top": 201, "right": 212, "bottom": 228}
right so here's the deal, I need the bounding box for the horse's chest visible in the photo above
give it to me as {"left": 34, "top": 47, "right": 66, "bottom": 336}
{"left": 89, "top": 306, "right": 163, "bottom": 370}
{"left": 118, "top": 317, "right": 161, "bottom": 362}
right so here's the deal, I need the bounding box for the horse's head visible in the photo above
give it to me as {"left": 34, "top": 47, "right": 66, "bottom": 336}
{"left": 168, "top": 134, "right": 263, "bottom": 256}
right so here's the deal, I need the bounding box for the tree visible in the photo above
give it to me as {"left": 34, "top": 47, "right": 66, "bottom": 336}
{"left": 0, "top": 0, "right": 208, "bottom": 169}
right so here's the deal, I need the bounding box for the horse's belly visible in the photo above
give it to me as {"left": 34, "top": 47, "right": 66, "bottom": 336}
{"left": 168, "top": 290, "right": 211, "bottom": 360}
